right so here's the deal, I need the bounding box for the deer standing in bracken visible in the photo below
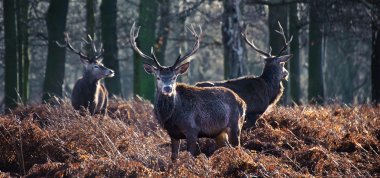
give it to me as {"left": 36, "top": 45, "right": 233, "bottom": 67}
{"left": 130, "top": 23, "right": 246, "bottom": 160}
{"left": 196, "top": 22, "right": 292, "bottom": 128}
{"left": 57, "top": 33, "right": 114, "bottom": 115}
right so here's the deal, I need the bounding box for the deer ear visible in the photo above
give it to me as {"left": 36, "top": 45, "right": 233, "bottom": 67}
{"left": 276, "top": 54, "right": 293, "bottom": 63}
{"left": 175, "top": 62, "right": 190, "bottom": 75}
{"left": 143, "top": 64, "right": 157, "bottom": 74}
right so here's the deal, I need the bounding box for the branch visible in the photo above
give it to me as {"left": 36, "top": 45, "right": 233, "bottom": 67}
{"left": 245, "top": 0, "right": 308, "bottom": 6}
{"left": 176, "top": 0, "right": 206, "bottom": 20}
{"left": 357, "top": 0, "right": 374, "bottom": 10}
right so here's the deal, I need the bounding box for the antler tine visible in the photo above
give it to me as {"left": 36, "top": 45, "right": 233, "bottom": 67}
{"left": 84, "top": 34, "right": 104, "bottom": 61}
{"left": 173, "top": 24, "right": 202, "bottom": 68}
{"left": 241, "top": 31, "right": 272, "bottom": 58}
{"left": 150, "top": 47, "right": 160, "bottom": 63}
{"left": 94, "top": 43, "right": 104, "bottom": 60}
{"left": 129, "top": 22, "right": 161, "bottom": 67}
{"left": 276, "top": 21, "right": 293, "bottom": 56}
{"left": 56, "top": 33, "right": 89, "bottom": 60}
{"left": 87, "top": 34, "right": 98, "bottom": 53}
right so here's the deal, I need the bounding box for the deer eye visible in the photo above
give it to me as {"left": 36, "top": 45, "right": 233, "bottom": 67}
{"left": 157, "top": 77, "right": 160, "bottom": 80}
{"left": 94, "top": 65, "right": 99, "bottom": 69}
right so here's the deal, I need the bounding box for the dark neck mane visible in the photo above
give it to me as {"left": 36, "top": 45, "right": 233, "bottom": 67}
{"left": 154, "top": 93, "right": 176, "bottom": 125}
{"left": 260, "top": 65, "right": 283, "bottom": 101}
{"left": 83, "top": 73, "right": 100, "bottom": 100}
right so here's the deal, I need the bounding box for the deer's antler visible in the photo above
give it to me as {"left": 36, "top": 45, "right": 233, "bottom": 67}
{"left": 241, "top": 31, "right": 272, "bottom": 58}
{"left": 173, "top": 24, "right": 202, "bottom": 68}
{"left": 56, "top": 33, "right": 89, "bottom": 59}
{"left": 276, "top": 21, "right": 293, "bottom": 56}
{"left": 130, "top": 22, "right": 162, "bottom": 67}
{"left": 56, "top": 33, "right": 104, "bottom": 62}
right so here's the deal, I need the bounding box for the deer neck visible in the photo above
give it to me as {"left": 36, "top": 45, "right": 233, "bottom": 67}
{"left": 154, "top": 91, "right": 177, "bottom": 124}
{"left": 83, "top": 71, "right": 100, "bottom": 85}
{"left": 83, "top": 72, "right": 101, "bottom": 96}
{"left": 260, "top": 65, "right": 283, "bottom": 98}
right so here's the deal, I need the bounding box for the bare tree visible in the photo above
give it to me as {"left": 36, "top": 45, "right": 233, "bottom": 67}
{"left": 133, "top": 0, "right": 159, "bottom": 101}
{"left": 101, "top": 0, "right": 121, "bottom": 96}
{"left": 289, "top": 3, "right": 301, "bottom": 104}
{"left": 370, "top": 1, "right": 380, "bottom": 104}
{"left": 4, "top": 0, "right": 19, "bottom": 109}
{"left": 42, "top": 0, "right": 69, "bottom": 102}
{"left": 308, "top": 1, "right": 324, "bottom": 104}
{"left": 222, "top": 0, "right": 247, "bottom": 79}
{"left": 16, "top": 0, "right": 30, "bottom": 103}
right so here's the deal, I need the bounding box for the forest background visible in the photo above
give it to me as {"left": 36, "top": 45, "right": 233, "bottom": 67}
{"left": 1, "top": 0, "right": 380, "bottom": 110}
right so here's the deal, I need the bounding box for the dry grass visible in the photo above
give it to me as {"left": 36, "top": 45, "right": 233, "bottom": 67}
{"left": 0, "top": 98, "right": 379, "bottom": 177}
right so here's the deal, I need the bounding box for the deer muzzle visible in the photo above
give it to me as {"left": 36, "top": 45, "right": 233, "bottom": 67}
{"left": 107, "top": 69, "right": 115, "bottom": 78}
{"left": 162, "top": 85, "right": 173, "bottom": 95}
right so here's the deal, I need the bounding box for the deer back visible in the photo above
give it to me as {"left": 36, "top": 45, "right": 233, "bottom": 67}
{"left": 196, "top": 76, "right": 274, "bottom": 115}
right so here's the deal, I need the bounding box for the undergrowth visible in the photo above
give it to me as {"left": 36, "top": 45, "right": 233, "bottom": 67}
{"left": 0, "top": 98, "right": 379, "bottom": 177}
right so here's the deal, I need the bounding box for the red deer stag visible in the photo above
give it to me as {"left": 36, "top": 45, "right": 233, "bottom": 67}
{"left": 130, "top": 23, "right": 246, "bottom": 160}
{"left": 57, "top": 33, "right": 114, "bottom": 115}
{"left": 196, "top": 22, "right": 292, "bottom": 128}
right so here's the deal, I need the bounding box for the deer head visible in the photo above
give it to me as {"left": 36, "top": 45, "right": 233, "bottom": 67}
{"left": 57, "top": 33, "right": 114, "bottom": 82}
{"left": 130, "top": 22, "right": 201, "bottom": 96}
{"left": 242, "top": 22, "right": 292, "bottom": 80}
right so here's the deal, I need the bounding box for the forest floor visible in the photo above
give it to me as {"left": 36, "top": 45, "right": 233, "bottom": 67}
{"left": 0, "top": 98, "right": 379, "bottom": 177}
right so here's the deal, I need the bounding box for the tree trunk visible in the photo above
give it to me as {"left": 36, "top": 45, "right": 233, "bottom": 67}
{"left": 372, "top": 18, "right": 380, "bottom": 104}
{"left": 133, "top": 0, "right": 158, "bottom": 101}
{"left": 289, "top": 3, "right": 301, "bottom": 104}
{"left": 16, "top": 0, "right": 23, "bottom": 104}
{"left": 269, "top": 4, "right": 289, "bottom": 105}
{"left": 173, "top": 0, "right": 188, "bottom": 83}
{"left": 42, "top": 0, "right": 69, "bottom": 102}
{"left": 101, "top": 0, "right": 121, "bottom": 96}
{"left": 16, "top": 0, "right": 30, "bottom": 103}
{"left": 222, "top": 0, "right": 246, "bottom": 79}
{"left": 86, "top": 0, "right": 96, "bottom": 37}
{"left": 4, "top": 0, "right": 19, "bottom": 109}
{"left": 308, "top": 1, "right": 324, "bottom": 104}
{"left": 155, "top": 0, "right": 171, "bottom": 65}
{"left": 85, "top": 0, "right": 97, "bottom": 58}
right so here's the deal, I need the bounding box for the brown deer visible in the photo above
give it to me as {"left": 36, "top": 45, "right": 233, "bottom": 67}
{"left": 130, "top": 23, "right": 246, "bottom": 160}
{"left": 196, "top": 22, "right": 292, "bottom": 128}
{"left": 57, "top": 33, "right": 114, "bottom": 115}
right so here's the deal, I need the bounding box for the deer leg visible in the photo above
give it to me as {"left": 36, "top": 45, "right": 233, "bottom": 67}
{"left": 230, "top": 123, "right": 241, "bottom": 147}
{"left": 100, "top": 96, "right": 108, "bottom": 116}
{"left": 89, "top": 102, "right": 96, "bottom": 115}
{"left": 185, "top": 134, "right": 198, "bottom": 156}
{"left": 171, "top": 138, "right": 180, "bottom": 160}
{"left": 244, "top": 112, "right": 260, "bottom": 129}
{"left": 215, "top": 129, "right": 230, "bottom": 148}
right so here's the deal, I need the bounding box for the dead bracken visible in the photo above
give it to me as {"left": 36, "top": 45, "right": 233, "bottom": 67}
{"left": 0, "top": 99, "right": 379, "bottom": 177}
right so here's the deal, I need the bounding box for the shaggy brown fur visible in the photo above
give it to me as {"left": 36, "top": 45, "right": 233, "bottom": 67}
{"left": 131, "top": 23, "right": 246, "bottom": 159}
{"left": 197, "top": 24, "right": 293, "bottom": 128}
{"left": 155, "top": 83, "right": 246, "bottom": 159}
{"left": 196, "top": 56, "right": 290, "bottom": 128}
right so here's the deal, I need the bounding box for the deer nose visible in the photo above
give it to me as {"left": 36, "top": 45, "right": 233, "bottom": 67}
{"left": 108, "top": 70, "right": 115, "bottom": 77}
{"left": 163, "top": 86, "right": 172, "bottom": 93}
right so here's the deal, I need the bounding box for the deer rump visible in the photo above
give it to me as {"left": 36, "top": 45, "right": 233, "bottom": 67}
{"left": 155, "top": 84, "right": 246, "bottom": 142}
{"left": 196, "top": 76, "right": 284, "bottom": 126}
